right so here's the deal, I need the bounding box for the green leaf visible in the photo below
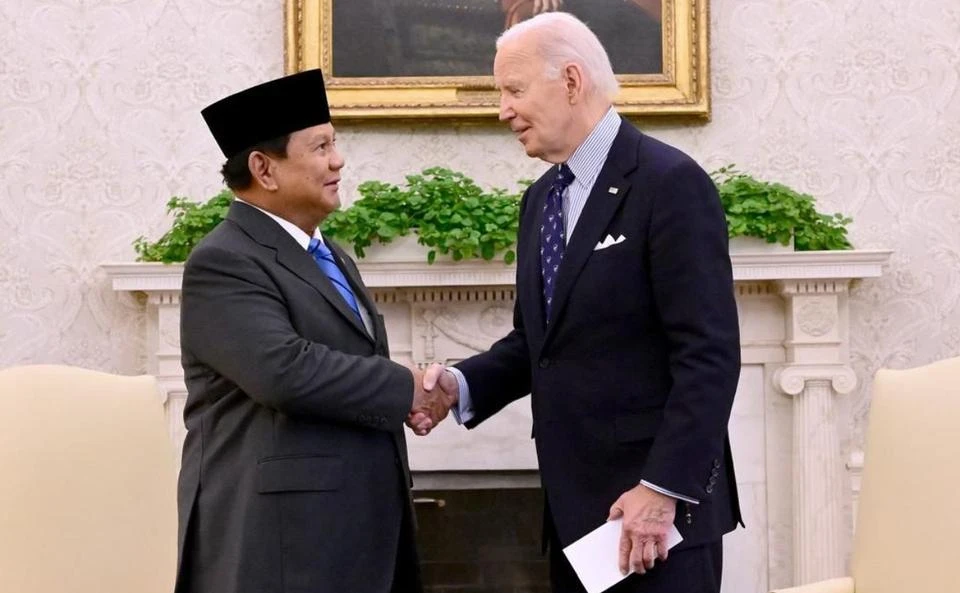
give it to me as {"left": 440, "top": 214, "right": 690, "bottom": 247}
{"left": 480, "top": 242, "right": 495, "bottom": 260}
{"left": 377, "top": 226, "right": 398, "bottom": 239}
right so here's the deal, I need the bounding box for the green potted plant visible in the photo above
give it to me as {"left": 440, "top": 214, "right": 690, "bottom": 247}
{"left": 133, "top": 190, "right": 234, "bottom": 264}
{"left": 134, "top": 165, "right": 853, "bottom": 264}
{"left": 321, "top": 167, "right": 525, "bottom": 264}
{"left": 711, "top": 165, "right": 852, "bottom": 251}
{"left": 134, "top": 168, "right": 526, "bottom": 265}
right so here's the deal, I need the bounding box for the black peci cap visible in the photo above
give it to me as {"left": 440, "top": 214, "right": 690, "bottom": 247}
{"left": 201, "top": 69, "right": 331, "bottom": 159}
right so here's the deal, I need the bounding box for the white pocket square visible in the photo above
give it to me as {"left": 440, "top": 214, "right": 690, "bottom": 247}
{"left": 594, "top": 234, "right": 626, "bottom": 251}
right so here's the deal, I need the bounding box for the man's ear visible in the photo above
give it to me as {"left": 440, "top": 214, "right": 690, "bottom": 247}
{"left": 563, "top": 62, "right": 585, "bottom": 104}
{"left": 248, "top": 151, "right": 279, "bottom": 191}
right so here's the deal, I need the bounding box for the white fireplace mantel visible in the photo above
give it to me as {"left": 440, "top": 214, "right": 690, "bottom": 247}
{"left": 103, "top": 248, "right": 891, "bottom": 592}
{"left": 104, "top": 249, "right": 890, "bottom": 290}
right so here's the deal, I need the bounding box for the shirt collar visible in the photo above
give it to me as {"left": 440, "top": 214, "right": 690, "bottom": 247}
{"left": 235, "top": 197, "right": 323, "bottom": 250}
{"left": 564, "top": 107, "right": 621, "bottom": 190}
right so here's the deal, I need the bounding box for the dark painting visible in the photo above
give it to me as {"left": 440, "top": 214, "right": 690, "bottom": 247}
{"left": 332, "top": 0, "right": 663, "bottom": 79}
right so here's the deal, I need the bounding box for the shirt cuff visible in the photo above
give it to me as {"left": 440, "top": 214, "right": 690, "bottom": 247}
{"left": 446, "top": 367, "right": 474, "bottom": 424}
{"left": 640, "top": 480, "right": 700, "bottom": 505}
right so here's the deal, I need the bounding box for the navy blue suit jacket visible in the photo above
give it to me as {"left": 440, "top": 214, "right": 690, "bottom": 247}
{"left": 456, "top": 120, "right": 743, "bottom": 548}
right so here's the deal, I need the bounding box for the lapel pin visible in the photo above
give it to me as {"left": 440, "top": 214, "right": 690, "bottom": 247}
{"left": 608, "top": 187, "right": 619, "bottom": 195}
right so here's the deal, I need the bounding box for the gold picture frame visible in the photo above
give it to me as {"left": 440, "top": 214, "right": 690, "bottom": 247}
{"left": 285, "top": 0, "right": 709, "bottom": 120}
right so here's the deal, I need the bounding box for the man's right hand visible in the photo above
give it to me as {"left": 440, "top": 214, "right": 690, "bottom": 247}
{"left": 406, "top": 363, "right": 458, "bottom": 435}
{"left": 406, "top": 363, "right": 459, "bottom": 435}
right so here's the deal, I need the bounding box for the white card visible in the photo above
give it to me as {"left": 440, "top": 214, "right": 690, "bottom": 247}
{"left": 562, "top": 519, "right": 683, "bottom": 593}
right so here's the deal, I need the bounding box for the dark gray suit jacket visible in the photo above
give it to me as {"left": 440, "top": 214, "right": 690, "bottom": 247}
{"left": 175, "top": 202, "right": 420, "bottom": 593}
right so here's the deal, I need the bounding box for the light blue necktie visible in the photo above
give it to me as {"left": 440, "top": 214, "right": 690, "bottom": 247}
{"left": 307, "top": 238, "right": 363, "bottom": 322}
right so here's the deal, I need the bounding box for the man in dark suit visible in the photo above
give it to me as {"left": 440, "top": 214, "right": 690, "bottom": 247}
{"left": 175, "top": 70, "right": 451, "bottom": 593}
{"left": 418, "top": 12, "right": 742, "bottom": 593}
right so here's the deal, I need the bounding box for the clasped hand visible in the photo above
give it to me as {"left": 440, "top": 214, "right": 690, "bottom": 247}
{"left": 405, "top": 363, "right": 459, "bottom": 435}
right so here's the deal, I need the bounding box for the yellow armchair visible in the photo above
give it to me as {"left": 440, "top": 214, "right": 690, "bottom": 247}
{"left": 0, "top": 365, "right": 177, "bottom": 593}
{"left": 772, "top": 357, "right": 960, "bottom": 593}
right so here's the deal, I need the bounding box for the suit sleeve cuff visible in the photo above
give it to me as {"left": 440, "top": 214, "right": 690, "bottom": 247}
{"left": 640, "top": 480, "right": 700, "bottom": 505}
{"left": 446, "top": 367, "right": 474, "bottom": 425}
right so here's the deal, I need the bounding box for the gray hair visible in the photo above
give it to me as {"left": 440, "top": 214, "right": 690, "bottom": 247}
{"left": 497, "top": 12, "right": 619, "bottom": 100}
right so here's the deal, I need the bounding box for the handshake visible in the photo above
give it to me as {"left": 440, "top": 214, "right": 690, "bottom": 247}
{"left": 405, "top": 363, "right": 459, "bottom": 436}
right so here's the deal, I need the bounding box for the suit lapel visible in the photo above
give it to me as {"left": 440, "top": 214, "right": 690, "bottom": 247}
{"left": 520, "top": 182, "right": 550, "bottom": 338}
{"left": 544, "top": 121, "right": 641, "bottom": 336}
{"left": 327, "top": 239, "right": 379, "bottom": 343}
{"left": 227, "top": 202, "right": 374, "bottom": 343}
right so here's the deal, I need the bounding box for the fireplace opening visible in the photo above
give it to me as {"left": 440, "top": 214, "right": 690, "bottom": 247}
{"left": 413, "top": 486, "right": 551, "bottom": 593}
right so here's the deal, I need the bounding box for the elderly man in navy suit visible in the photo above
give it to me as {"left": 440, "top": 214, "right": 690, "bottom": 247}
{"left": 416, "top": 12, "right": 743, "bottom": 593}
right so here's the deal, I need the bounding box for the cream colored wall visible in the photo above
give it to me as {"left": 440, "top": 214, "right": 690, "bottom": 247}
{"left": 2, "top": 0, "right": 959, "bottom": 457}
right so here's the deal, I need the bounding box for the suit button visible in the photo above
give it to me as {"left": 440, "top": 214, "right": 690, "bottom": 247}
{"left": 539, "top": 358, "right": 550, "bottom": 368}
{"left": 709, "top": 476, "right": 718, "bottom": 485}
{"left": 711, "top": 469, "right": 719, "bottom": 477}
{"left": 705, "top": 485, "right": 714, "bottom": 494}
{"left": 713, "top": 459, "right": 721, "bottom": 469}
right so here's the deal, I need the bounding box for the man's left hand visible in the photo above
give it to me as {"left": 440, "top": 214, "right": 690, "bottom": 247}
{"left": 607, "top": 483, "right": 677, "bottom": 575}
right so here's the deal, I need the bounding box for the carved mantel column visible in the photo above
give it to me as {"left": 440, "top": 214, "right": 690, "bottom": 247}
{"left": 145, "top": 290, "right": 188, "bottom": 457}
{"left": 774, "top": 279, "right": 857, "bottom": 585}
{"left": 102, "top": 267, "right": 189, "bottom": 459}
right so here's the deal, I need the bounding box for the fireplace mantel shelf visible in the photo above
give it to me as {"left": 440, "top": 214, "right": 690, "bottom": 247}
{"left": 103, "top": 249, "right": 892, "bottom": 291}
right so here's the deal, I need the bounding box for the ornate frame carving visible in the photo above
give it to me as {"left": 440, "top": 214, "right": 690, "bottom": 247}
{"left": 284, "top": 0, "right": 710, "bottom": 119}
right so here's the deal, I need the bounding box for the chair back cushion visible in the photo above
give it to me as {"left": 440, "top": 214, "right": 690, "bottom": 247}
{"left": 852, "top": 356, "right": 960, "bottom": 592}
{"left": 0, "top": 365, "right": 177, "bottom": 593}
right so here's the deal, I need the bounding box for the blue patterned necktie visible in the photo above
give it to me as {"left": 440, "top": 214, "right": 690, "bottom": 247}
{"left": 308, "top": 238, "right": 363, "bottom": 323}
{"left": 540, "top": 163, "right": 576, "bottom": 320}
